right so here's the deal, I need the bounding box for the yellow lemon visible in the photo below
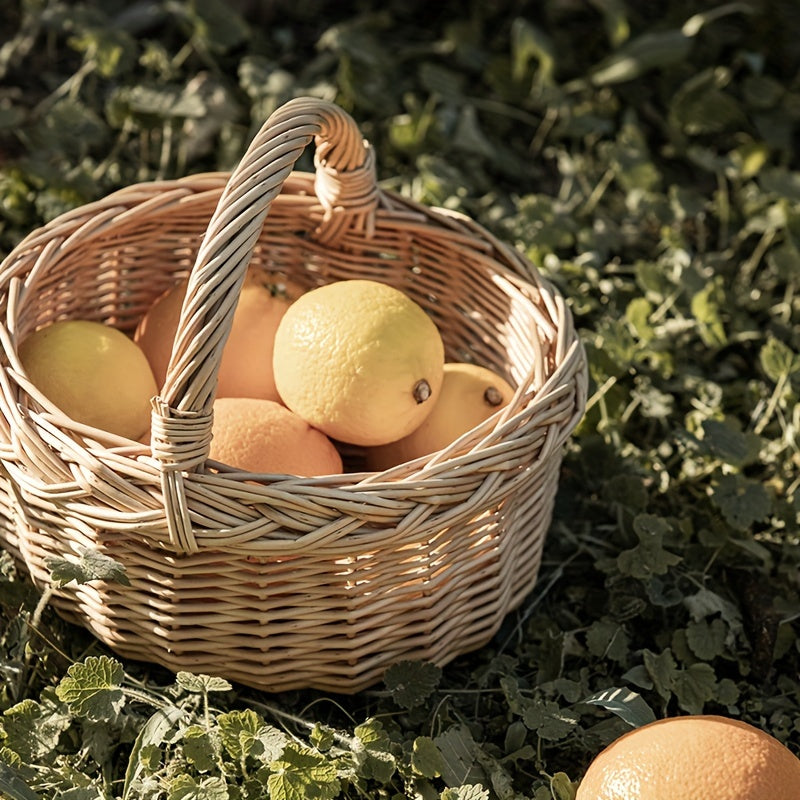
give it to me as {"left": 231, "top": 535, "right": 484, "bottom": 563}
{"left": 365, "top": 362, "right": 515, "bottom": 470}
{"left": 208, "top": 397, "right": 342, "bottom": 476}
{"left": 134, "top": 274, "right": 294, "bottom": 400}
{"left": 19, "top": 319, "right": 158, "bottom": 440}
{"left": 272, "top": 279, "right": 445, "bottom": 446}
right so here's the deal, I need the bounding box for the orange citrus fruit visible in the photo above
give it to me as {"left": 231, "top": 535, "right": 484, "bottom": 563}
{"left": 365, "top": 361, "right": 515, "bottom": 470}
{"left": 134, "top": 274, "right": 293, "bottom": 401}
{"left": 19, "top": 319, "right": 157, "bottom": 440}
{"left": 575, "top": 714, "right": 800, "bottom": 800}
{"left": 272, "top": 279, "right": 445, "bottom": 447}
{"left": 208, "top": 397, "right": 342, "bottom": 476}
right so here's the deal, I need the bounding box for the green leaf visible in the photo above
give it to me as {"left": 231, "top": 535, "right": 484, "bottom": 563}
{"left": 435, "top": 725, "right": 480, "bottom": 788}
{"left": 46, "top": 550, "right": 130, "bottom": 587}
{"left": 412, "top": 736, "right": 445, "bottom": 779}
{"left": 3, "top": 699, "right": 66, "bottom": 761}
{"left": 182, "top": 725, "right": 219, "bottom": 773}
{"left": 309, "top": 723, "right": 336, "bottom": 752}
{"left": 137, "top": 743, "right": 162, "bottom": 773}
{"left": 760, "top": 335, "right": 800, "bottom": 384}
{"left": 712, "top": 474, "right": 772, "bottom": 530}
{"left": 683, "top": 588, "right": 743, "bottom": 634}
{"left": 81, "top": 718, "right": 119, "bottom": 771}
{"left": 175, "top": 672, "right": 232, "bottom": 694}
{"left": 617, "top": 515, "right": 681, "bottom": 579}
{"left": 68, "top": 25, "right": 137, "bottom": 77}
{"left": 601, "top": 474, "right": 649, "bottom": 511}
{"left": 673, "top": 662, "right": 717, "bottom": 714}
{"left": 452, "top": 105, "right": 495, "bottom": 158}
{"left": 179, "top": 0, "right": 250, "bottom": 54}
{"left": 522, "top": 699, "right": 580, "bottom": 741}
{"left": 510, "top": 18, "right": 556, "bottom": 85}
{"left": 218, "top": 709, "right": 260, "bottom": 761}
{"left": 58, "top": 789, "right": 107, "bottom": 800}
{"left": 440, "top": 786, "right": 489, "bottom": 800}
{"left": 108, "top": 84, "right": 206, "bottom": 125}
{"left": 418, "top": 62, "right": 466, "bottom": 100}
{"left": 384, "top": 660, "right": 442, "bottom": 709}
{"left": 583, "top": 687, "right": 657, "bottom": 728}
{"left": 268, "top": 744, "right": 340, "bottom": 800}
{"left": 0, "top": 753, "right": 42, "bottom": 799}
{"left": 55, "top": 656, "right": 124, "bottom": 721}
{"left": 643, "top": 649, "right": 679, "bottom": 703}
{"left": 715, "top": 678, "right": 741, "bottom": 707}
{"left": 690, "top": 281, "right": 727, "bottom": 347}
{"left": 353, "top": 717, "right": 391, "bottom": 751}
{"left": 758, "top": 168, "right": 800, "bottom": 202}
{"left": 670, "top": 72, "right": 746, "bottom": 135}
{"left": 217, "top": 709, "right": 286, "bottom": 764}
{"left": 589, "top": 29, "right": 692, "bottom": 86}
{"left": 167, "top": 774, "right": 229, "bottom": 800}
{"left": 766, "top": 239, "right": 800, "bottom": 280}
{"left": 550, "top": 771, "right": 579, "bottom": 800}
{"left": 590, "top": 0, "right": 631, "bottom": 47}
{"left": 585, "top": 618, "right": 630, "bottom": 662}
{"left": 680, "top": 2, "right": 756, "bottom": 37}
{"left": 699, "top": 419, "right": 761, "bottom": 467}
{"left": 625, "top": 297, "right": 654, "bottom": 344}
{"left": 352, "top": 719, "right": 396, "bottom": 783}
{"left": 29, "top": 98, "right": 109, "bottom": 160}
{"left": 255, "top": 725, "right": 288, "bottom": 764}
{"left": 685, "top": 618, "right": 727, "bottom": 660}
{"left": 122, "top": 705, "right": 186, "bottom": 800}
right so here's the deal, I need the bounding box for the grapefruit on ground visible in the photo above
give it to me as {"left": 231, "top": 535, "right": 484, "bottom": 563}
{"left": 575, "top": 713, "right": 800, "bottom": 800}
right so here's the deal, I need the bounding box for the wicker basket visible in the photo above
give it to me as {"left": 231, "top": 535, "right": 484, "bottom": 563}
{"left": 0, "top": 97, "right": 587, "bottom": 693}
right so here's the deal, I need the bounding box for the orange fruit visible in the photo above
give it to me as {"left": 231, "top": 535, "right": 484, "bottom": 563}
{"left": 134, "top": 274, "right": 293, "bottom": 400}
{"left": 272, "top": 279, "right": 445, "bottom": 447}
{"left": 575, "top": 714, "right": 800, "bottom": 800}
{"left": 365, "top": 362, "right": 515, "bottom": 470}
{"left": 208, "top": 397, "right": 342, "bottom": 476}
{"left": 19, "top": 319, "right": 157, "bottom": 440}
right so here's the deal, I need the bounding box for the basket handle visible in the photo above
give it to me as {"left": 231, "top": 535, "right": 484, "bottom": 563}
{"left": 149, "top": 96, "right": 378, "bottom": 553}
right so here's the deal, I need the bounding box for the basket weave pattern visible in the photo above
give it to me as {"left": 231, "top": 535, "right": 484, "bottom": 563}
{"left": 0, "top": 98, "right": 587, "bottom": 692}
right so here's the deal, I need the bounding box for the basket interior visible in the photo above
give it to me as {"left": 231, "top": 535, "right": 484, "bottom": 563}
{"left": 4, "top": 172, "right": 559, "bottom": 474}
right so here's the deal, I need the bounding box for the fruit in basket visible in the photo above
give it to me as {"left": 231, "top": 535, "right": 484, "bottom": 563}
{"left": 134, "top": 273, "right": 293, "bottom": 400}
{"left": 575, "top": 714, "right": 800, "bottom": 800}
{"left": 365, "top": 362, "right": 515, "bottom": 470}
{"left": 208, "top": 397, "right": 342, "bottom": 476}
{"left": 19, "top": 319, "right": 157, "bottom": 440}
{"left": 272, "top": 279, "right": 445, "bottom": 446}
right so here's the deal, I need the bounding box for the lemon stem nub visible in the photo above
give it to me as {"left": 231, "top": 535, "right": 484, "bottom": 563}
{"left": 413, "top": 379, "right": 432, "bottom": 404}
{"left": 484, "top": 386, "right": 504, "bottom": 406}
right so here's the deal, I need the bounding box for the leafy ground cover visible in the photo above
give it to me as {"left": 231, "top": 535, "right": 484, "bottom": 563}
{"left": 1, "top": 0, "right": 799, "bottom": 798}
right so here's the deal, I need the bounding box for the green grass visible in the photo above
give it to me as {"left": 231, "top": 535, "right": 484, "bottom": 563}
{"left": 1, "top": 1, "right": 799, "bottom": 798}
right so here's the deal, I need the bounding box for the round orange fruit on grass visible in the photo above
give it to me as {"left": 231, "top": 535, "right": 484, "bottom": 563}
{"left": 272, "top": 279, "right": 445, "bottom": 447}
{"left": 134, "top": 274, "right": 293, "bottom": 401}
{"left": 575, "top": 714, "right": 800, "bottom": 800}
{"left": 365, "top": 362, "right": 515, "bottom": 470}
{"left": 208, "top": 397, "right": 342, "bottom": 477}
{"left": 19, "top": 319, "right": 157, "bottom": 441}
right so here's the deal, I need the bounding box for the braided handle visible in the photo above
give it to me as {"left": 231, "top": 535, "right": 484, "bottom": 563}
{"left": 149, "top": 97, "right": 378, "bottom": 553}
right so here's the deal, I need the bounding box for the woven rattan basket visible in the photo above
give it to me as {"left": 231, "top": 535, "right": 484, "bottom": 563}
{"left": 0, "top": 97, "right": 587, "bottom": 693}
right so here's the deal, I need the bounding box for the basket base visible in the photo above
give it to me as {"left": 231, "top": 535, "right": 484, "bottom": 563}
{"left": 0, "top": 472, "right": 558, "bottom": 693}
